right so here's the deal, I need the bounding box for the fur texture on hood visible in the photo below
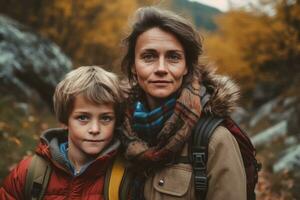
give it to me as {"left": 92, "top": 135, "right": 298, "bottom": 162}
{"left": 200, "top": 64, "right": 240, "bottom": 117}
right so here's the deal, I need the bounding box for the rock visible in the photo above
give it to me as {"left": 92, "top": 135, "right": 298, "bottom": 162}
{"left": 270, "top": 107, "right": 295, "bottom": 122}
{"left": 273, "top": 144, "right": 300, "bottom": 173}
{"left": 283, "top": 96, "right": 298, "bottom": 107}
{"left": 287, "top": 101, "right": 300, "bottom": 135}
{"left": 251, "top": 120, "right": 288, "bottom": 148}
{"left": 0, "top": 15, "right": 72, "bottom": 108}
{"left": 252, "top": 82, "right": 280, "bottom": 107}
{"left": 248, "top": 96, "right": 299, "bottom": 130}
{"left": 231, "top": 107, "right": 249, "bottom": 124}
{"left": 284, "top": 136, "right": 298, "bottom": 146}
{"left": 249, "top": 98, "right": 279, "bottom": 128}
{"left": 13, "top": 102, "right": 29, "bottom": 115}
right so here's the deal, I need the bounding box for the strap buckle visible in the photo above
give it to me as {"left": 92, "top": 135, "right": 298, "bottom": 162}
{"left": 192, "top": 152, "right": 208, "bottom": 192}
{"left": 194, "top": 175, "right": 208, "bottom": 191}
{"left": 192, "top": 152, "right": 206, "bottom": 170}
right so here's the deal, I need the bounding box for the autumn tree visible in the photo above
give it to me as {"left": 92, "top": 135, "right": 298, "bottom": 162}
{"left": 204, "top": 0, "right": 300, "bottom": 98}
{"left": 0, "top": 0, "right": 141, "bottom": 71}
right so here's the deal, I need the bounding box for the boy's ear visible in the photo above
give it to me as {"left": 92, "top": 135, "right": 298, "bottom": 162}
{"left": 60, "top": 123, "right": 68, "bottom": 130}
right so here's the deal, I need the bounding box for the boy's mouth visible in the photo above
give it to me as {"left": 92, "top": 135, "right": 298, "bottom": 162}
{"left": 84, "top": 139, "right": 103, "bottom": 142}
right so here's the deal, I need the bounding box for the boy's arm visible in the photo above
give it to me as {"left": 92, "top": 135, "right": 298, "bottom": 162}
{"left": 206, "top": 126, "right": 247, "bottom": 200}
{"left": 0, "top": 157, "right": 32, "bottom": 200}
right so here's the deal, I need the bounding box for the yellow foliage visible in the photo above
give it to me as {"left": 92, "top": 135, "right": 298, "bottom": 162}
{"left": 7, "top": 136, "right": 22, "bottom": 147}
{"left": 22, "top": 121, "right": 29, "bottom": 129}
{"left": 83, "top": 0, "right": 138, "bottom": 49}
{"left": 203, "top": 32, "right": 252, "bottom": 78}
{"left": 204, "top": 0, "right": 300, "bottom": 89}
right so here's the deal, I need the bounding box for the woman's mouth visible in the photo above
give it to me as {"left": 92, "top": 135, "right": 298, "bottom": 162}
{"left": 149, "top": 80, "right": 172, "bottom": 85}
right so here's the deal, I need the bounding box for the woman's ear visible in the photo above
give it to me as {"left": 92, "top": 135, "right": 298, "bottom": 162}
{"left": 183, "top": 67, "right": 188, "bottom": 75}
{"left": 131, "top": 65, "right": 137, "bottom": 75}
{"left": 131, "top": 65, "right": 138, "bottom": 83}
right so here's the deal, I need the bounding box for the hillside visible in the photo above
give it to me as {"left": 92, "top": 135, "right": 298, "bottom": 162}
{"left": 170, "top": 0, "right": 222, "bottom": 30}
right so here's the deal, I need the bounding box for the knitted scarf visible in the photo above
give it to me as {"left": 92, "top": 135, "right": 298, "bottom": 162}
{"left": 132, "top": 98, "right": 176, "bottom": 145}
{"left": 122, "top": 77, "right": 202, "bottom": 165}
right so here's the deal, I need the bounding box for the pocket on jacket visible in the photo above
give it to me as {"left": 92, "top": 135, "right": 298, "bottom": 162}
{"left": 144, "top": 164, "right": 194, "bottom": 200}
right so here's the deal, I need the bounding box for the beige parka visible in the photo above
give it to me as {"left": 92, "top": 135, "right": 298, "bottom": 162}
{"left": 143, "top": 67, "right": 247, "bottom": 200}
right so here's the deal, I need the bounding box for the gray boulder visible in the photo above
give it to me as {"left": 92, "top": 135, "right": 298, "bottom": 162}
{"left": 0, "top": 15, "right": 72, "bottom": 108}
{"left": 249, "top": 98, "right": 279, "bottom": 128}
{"left": 251, "top": 120, "right": 288, "bottom": 148}
{"left": 273, "top": 144, "right": 300, "bottom": 173}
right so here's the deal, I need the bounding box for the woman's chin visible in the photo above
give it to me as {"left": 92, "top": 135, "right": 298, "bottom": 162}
{"left": 149, "top": 92, "right": 172, "bottom": 99}
{"left": 147, "top": 88, "right": 176, "bottom": 99}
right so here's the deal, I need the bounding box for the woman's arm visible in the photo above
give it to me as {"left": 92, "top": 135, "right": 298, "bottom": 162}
{"left": 206, "top": 126, "right": 247, "bottom": 200}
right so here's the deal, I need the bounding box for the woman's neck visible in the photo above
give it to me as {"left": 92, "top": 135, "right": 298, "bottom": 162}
{"left": 145, "top": 93, "right": 178, "bottom": 110}
{"left": 146, "top": 96, "right": 166, "bottom": 110}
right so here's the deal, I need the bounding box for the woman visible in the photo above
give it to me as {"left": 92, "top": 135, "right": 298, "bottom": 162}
{"left": 121, "top": 7, "right": 246, "bottom": 200}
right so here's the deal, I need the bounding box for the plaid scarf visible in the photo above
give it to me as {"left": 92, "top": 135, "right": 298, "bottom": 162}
{"left": 133, "top": 98, "right": 176, "bottom": 145}
{"left": 122, "top": 77, "right": 202, "bottom": 164}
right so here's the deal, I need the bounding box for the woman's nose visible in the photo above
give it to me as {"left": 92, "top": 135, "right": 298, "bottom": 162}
{"left": 154, "top": 57, "right": 168, "bottom": 76}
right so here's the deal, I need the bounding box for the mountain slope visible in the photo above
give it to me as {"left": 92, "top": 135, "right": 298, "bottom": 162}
{"left": 170, "top": 0, "right": 222, "bottom": 31}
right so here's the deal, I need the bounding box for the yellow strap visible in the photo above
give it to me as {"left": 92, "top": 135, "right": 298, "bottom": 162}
{"left": 108, "top": 155, "right": 126, "bottom": 200}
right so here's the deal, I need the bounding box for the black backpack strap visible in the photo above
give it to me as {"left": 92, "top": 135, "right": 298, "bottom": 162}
{"left": 190, "top": 115, "right": 224, "bottom": 199}
{"left": 119, "top": 167, "right": 133, "bottom": 200}
{"left": 25, "top": 154, "right": 52, "bottom": 200}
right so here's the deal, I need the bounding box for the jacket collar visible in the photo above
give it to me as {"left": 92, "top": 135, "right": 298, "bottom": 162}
{"left": 35, "top": 128, "right": 119, "bottom": 176}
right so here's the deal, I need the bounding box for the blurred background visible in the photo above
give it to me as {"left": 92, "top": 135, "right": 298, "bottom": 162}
{"left": 0, "top": 0, "right": 299, "bottom": 199}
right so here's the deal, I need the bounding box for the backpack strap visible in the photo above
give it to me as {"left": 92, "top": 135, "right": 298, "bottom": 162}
{"left": 104, "top": 154, "right": 130, "bottom": 200}
{"left": 118, "top": 167, "right": 133, "bottom": 200}
{"left": 190, "top": 115, "right": 224, "bottom": 199}
{"left": 25, "top": 154, "right": 52, "bottom": 200}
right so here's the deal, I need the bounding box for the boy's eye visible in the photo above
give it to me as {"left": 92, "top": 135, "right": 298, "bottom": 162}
{"left": 76, "top": 115, "right": 89, "bottom": 122}
{"left": 100, "top": 115, "right": 114, "bottom": 123}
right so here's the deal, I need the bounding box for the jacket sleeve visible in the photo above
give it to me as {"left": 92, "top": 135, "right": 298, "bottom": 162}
{"left": 206, "top": 126, "right": 247, "bottom": 200}
{"left": 0, "top": 156, "right": 32, "bottom": 200}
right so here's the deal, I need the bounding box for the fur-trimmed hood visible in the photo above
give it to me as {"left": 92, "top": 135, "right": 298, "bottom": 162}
{"left": 200, "top": 65, "right": 240, "bottom": 117}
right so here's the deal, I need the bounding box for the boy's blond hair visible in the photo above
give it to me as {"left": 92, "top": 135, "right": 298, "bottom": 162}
{"left": 53, "top": 66, "right": 124, "bottom": 125}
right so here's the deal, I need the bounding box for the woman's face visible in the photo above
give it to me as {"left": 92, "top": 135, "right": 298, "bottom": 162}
{"left": 133, "top": 27, "right": 187, "bottom": 108}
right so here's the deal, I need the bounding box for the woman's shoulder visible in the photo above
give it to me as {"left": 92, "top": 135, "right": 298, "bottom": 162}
{"left": 208, "top": 126, "right": 239, "bottom": 152}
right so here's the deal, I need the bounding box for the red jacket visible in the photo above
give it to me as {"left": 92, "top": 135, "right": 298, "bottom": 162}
{"left": 0, "top": 128, "right": 119, "bottom": 200}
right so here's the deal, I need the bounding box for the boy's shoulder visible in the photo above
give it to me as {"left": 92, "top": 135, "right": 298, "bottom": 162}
{"left": 9, "top": 155, "right": 33, "bottom": 178}
{"left": 1, "top": 156, "right": 32, "bottom": 198}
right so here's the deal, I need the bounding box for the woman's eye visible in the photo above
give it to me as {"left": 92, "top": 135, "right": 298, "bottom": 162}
{"left": 141, "top": 53, "right": 156, "bottom": 62}
{"left": 76, "top": 115, "right": 89, "bottom": 122}
{"left": 167, "top": 53, "right": 181, "bottom": 62}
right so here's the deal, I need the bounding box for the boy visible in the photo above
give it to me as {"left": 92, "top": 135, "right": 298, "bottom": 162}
{"left": 0, "top": 66, "right": 124, "bottom": 199}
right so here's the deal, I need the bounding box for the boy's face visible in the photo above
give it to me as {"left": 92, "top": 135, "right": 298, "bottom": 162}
{"left": 67, "top": 94, "right": 116, "bottom": 158}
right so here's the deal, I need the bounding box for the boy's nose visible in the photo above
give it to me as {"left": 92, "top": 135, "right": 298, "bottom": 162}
{"left": 88, "top": 122, "right": 100, "bottom": 135}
